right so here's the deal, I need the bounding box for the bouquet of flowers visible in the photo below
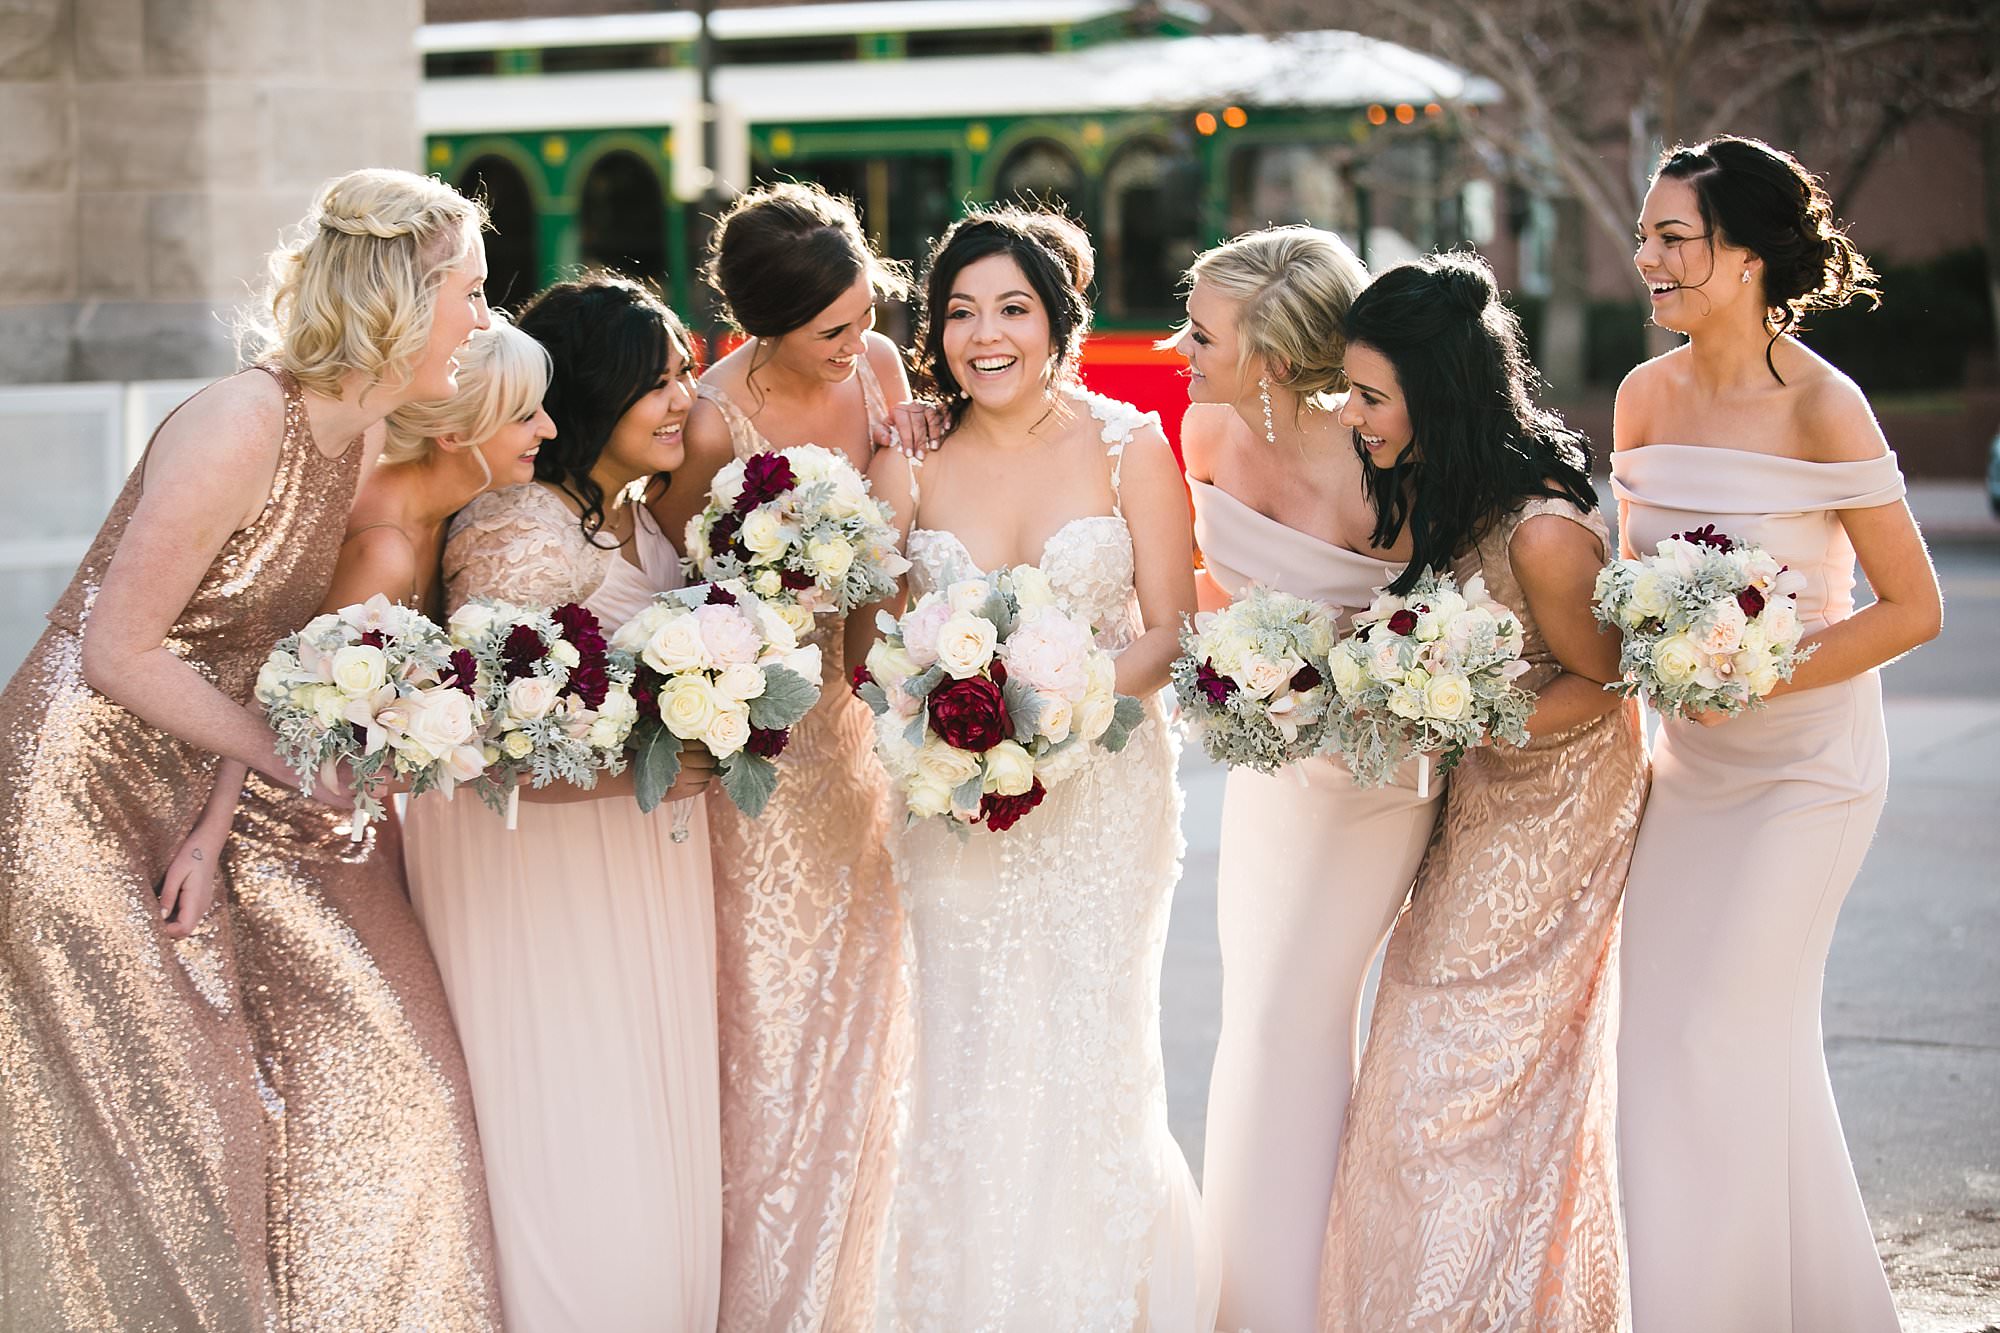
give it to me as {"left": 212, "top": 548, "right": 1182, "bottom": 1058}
{"left": 446, "top": 598, "right": 638, "bottom": 826}
{"left": 856, "top": 565, "right": 1145, "bottom": 834}
{"left": 1169, "top": 586, "right": 1341, "bottom": 773}
{"left": 1324, "top": 569, "right": 1534, "bottom": 791}
{"left": 610, "top": 580, "right": 824, "bottom": 821}
{"left": 255, "top": 594, "right": 487, "bottom": 839}
{"left": 685, "top": 445, "right": 909, "bottom": 617}
{"left": 1591, "top": 524, "right": 1812, "bottom": 718}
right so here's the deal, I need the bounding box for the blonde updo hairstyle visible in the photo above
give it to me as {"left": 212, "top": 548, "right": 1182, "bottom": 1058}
{"left": 241, "top": 168, "right": 488, "bottom": 397}
{"left": 1185, "top": 225, "right": 1367, "bottom": 404}
{"left": 380, "top": 312, "right": 550, "bottom": 468}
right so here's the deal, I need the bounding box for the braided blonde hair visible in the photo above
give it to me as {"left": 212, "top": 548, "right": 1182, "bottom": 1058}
{"left": 380, "top": 312, "right": 549, "bottom": 467}
{"left": 241, "top": 168, "right": 488, "bottom": 397}
{"left": 1186, "top": 226, "right": 1367, "bottom": 402}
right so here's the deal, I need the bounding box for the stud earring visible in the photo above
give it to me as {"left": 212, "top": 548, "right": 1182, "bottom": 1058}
{"left": 1258, "top": 377, "right": 1276, "bottom": 445}
{"left": 1740, "top": 269, "right": 1751, "bottom": 285}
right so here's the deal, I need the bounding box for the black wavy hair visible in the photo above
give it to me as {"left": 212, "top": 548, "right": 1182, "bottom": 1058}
{"left": 911, "top": 205, "right": 1092, "bottom": 436}
{"left": 1345, "top": 251, "right": 1597, "bottom": 595}
{"left": 516, "top": 271, "right": 691, "bottom": 546}
{"left": 1655, "top": 135, "right": 1879, "bottom": 383}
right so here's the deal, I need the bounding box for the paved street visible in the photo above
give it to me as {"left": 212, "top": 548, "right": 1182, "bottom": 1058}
{"left": 1160, "top": 487, "right": 2000, "bottom": 1330}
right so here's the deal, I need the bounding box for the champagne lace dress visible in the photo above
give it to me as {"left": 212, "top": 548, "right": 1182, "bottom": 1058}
{"left": 696, "top": 365, "right": 911, "bottom": 1332}
{"left": 403, "top": 484, "right": 722, "bottom": 1331}
{"left": 1613, "top": 444, "right": 1905, "bottom": 1332}
{"left": 1318, "top": 497, "right": 1648, "bottom": 1332}
{"left": 0, "top": 367, "right": 357, "bottom": 1331}
{"left": 878, "top": 392, "right": 1220, "bottom": 1332}
{"left": 1190, "top": 478, "right": 1441, "bottom": 1333}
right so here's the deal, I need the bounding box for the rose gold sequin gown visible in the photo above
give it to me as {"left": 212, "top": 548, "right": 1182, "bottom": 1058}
{"left": 0, "top": 366, "right": 356, "bottom": 1332}
{"left": 1319, "top": 497, "right": 1649, "bottom": 1332}
{"left": 1189, "top": 478, "right": 1441, "bottom": 1333}
{"left": 1613, "top": 445, "right": 1905, "bottom": 1332}
{"left": 228, "top": 758, "right": 500, "bottom": 1322}
{"left": 404, "top": 484, "right": 721, "bottom": 1330}
{"left": 696, "top": 365, "right": 910, "bottom": 1333}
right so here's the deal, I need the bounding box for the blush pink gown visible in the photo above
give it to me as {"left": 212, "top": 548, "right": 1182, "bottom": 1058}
{"left": 1318, "top": 497, "right": 1647, "bottom": 1331}
{"left": 1612, "top": 444, "right": 1905, "bottom": 1332}
{"left": 403, "top": 486, "right": 721, "bottom": 1331}
{"left": 1190, "top": 478, "right": 1441, "bottom": 1333}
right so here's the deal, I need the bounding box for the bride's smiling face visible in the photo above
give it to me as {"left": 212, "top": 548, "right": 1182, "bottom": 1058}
{"left": 942, "top": 253, "right": 1056, "bottom": 414}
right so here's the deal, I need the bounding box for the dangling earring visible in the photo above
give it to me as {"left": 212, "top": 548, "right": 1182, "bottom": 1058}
{"left": 1258, "top": 377, "right": 1277, "bottom": 445}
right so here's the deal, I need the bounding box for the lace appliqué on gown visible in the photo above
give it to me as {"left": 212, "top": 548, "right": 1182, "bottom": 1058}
{"left": 881, "top": 393, "right": 1215, "bottom": 1332}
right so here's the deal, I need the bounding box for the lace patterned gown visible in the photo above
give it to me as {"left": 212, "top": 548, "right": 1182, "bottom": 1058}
{"left": 0, "top": 366, "right": 356, "bottom": 1331}
{"left": 1190, "top": 478, "right": 1441, "bottom": 1333}
{"left": 880, "top": 393, "right": 1220, "bottom": 1333}
{"left": 1318, "top": 497, "right": 1648, "bottom": 1332}
{"left": 697, "top": 367, "right": 911, "bottom": 1332}
{"left": 1613, "top": 446, "right": 1904, "bottom": 1332}
{"left": 402, "top": 483, "right": 722, "bottom": 1331}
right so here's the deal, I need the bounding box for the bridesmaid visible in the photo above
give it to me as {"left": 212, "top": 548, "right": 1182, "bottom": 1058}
{"left": 650, "top": 181, "right": 914, "bottom": 1332}
{"left": 402, "top": 273, "right": 722, "bottom": 1331}
{"left": 1317, "top": 253, "right": 1648, "bottom": 1330}
{"left": 166, "top": 316, "right": 551, "bottom": 1331}
{"left": 0, "top": 168, "right": 488, "bottom": 1329}
{"left": 1174, "top": 226, "right": 1442, "bottom": 1333}
{"left": 1616, "top": 136, "right": 1940, "bottom": 1332}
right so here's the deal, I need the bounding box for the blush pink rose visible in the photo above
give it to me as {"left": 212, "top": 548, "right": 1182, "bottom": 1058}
{"left": 694, "top": 603, "right": 761, "bottom": 666}
{"left": 901, "top": 598, "right": 953, "bottom": 668}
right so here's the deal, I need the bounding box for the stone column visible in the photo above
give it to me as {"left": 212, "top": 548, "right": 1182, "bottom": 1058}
{"left": 0, "top": 0, "right": 421, "bottom": 384}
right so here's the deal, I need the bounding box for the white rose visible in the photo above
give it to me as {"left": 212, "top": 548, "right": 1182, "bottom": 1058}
{"left": 400, "top": 686, "right": 478, "bottom": 760}
{"left": 1203, "top": 624, "right": 1251, "bottom": 675}
{"left": 981, "top": 740, "right": 1036, "bottom": 796}
{"left": 781, "top": 643, "right": 824, "bottom": 685}
{"left": 1037, "top": 695, "right": 1074, "bottom": 744}
{"left": 548, "top": 639, "right": 581, "bottom": 669}
{"left": 1239, "top": 654, "right": 1297, "bottom": 700}
{"left": 913, "top": 736, "right": 982, "bottom": 790}
{"left": 643, "top": 614, "right": 711, "bottom": 675}
{"left": 506, "top": 674, "right": 560, "bottom": 722}
{"left": 1386, "top": 687, "right": 1426, "bottom": 720}
{"left": 1423, "top": 673, "right": 1472, "bottom": 722}
{"left": 767, "top": 599, "right": 814, "bottom": 642}
{"left": 1760, "top": 601, "right": 1801, "bottom": 648}
{"left": 947, "top": 578, "right": 993, "bottom": 614}
{"left": 448, "top": 601, "right": 498, "bottom": 644}
{"left": 330, "top": 645, "right": 388, "bottom": 697}
{"left": 1009, "top": 565, "right": 1057, "bottom": 612}
{"left": 866, "top": 638, "right": 920, "bottom": 689}
{"left": 1628, "top": 570, "right": 1673, "bottom": 620}
{"left": 704, "top": 706, "right": 752, "bottom": 758}
{"left": 934, "top": 614, "right": 998, "bottom": 679}
{"left": 502, "top": 730, "right": 535, "bottom": 760}
{"left": 598, "top": 684, "right": 638, "bottom": 722}
{"left": 586, "top": 716, "right": 626, "bottom": 749}
{"left": 1652, "top": 633, "right": 1704, "bottom": 687}
{"left": 608, "top": 604, "right": 665, "bottom": 654}
{"left": 659, "top": 676, "right": 721, "bottom": 742}
{"left": 310, "top": 684, "right": 346, "bottom": 728}
{"left": 753, "top": 569, "right": 783, "bottom": 598}
{"left": 1303, "top": 613, "right": 1336, "bottom": 661}
{"left": 1076, "top": 692, "right": 1116, "bottom": 742}
{"left": 714, "top": 661, "right": 768, "bottom": 702}
{"left": 1745, "top": 662, "right": 1781, "bottom": 697}
{"left": 906, "top": 779, "right": 954, "bottom": 818}
{"left": 739, "top": 509, "right": 791, "bottom": 562}
{"left": 1328, "top": 650, "right": 1366, "bottom": 700}
{"left": 807, "top": 538, "right": 855, "bottom": 581}
{"left": 255, "top": 659, "right": 290, "bottom": 705}
{"left": 787, "top": 446, "right": 834, "bottom": 483}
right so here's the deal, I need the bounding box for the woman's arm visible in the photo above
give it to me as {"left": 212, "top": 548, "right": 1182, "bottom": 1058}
{"left": 1116, "top": 427, "right": 1198, "bottom": 697}
{"left": 156, "top": 757, "right": 248, "bottom": 938}
{"left": 647, "top": 396, "right": 735, "bottom": 555}
{"left": 1510, "top": 512, "right": 1627, "bottom": 738}
{"left": 844, "top": 445, "right": 919, "bottom": 675}
{"left": 79, "top": 376, "right": 312, "bottom": 785}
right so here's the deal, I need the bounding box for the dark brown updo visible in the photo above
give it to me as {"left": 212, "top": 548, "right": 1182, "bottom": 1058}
{"left": 702, "top": 181, "right": 910, "bottom": 338}
{"left": 1656, "top": 135, "right": 1879, "bottom": 380}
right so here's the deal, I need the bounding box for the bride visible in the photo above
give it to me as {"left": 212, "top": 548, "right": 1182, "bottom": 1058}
{"left": 853, "top": 207, "right": 1218, "bottom": 1331}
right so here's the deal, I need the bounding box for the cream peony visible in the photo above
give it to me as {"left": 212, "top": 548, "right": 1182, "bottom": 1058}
{"left": 900, "top": 597, "right": 953, "bottom": 667}
{"left": 694, "top": 603, "right": 762, "bottom": 666}
{"left": 1696, "top": 599, "right": 1748, "bottom": 655}
{"left": 1001, "top": 608, "right": 1092, "bottom": 700}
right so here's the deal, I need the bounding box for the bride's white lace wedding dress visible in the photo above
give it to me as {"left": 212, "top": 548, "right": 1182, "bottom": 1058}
{"left": 877, "top": 392, "right": 1220, "bottom": 1332}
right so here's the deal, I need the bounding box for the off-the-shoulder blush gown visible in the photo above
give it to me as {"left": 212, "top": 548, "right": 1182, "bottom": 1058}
{"left": 1613, "top": 444, "right": 1906, "bottom": 1332}
{"left": 403, "top": 484, "right": 721, "bottom": 1331}
{"left": 1319, "top": 497, "right": 1648, "bottom": 1332}
{"left": 1189, "top": 477, "right": 1441, "bottom": 1333}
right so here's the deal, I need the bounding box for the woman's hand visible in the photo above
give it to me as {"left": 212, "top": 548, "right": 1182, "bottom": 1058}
{"left": 666, "top": 741, "right": 718, "bottom": 802}
{"left": 876, "top": 400, "right": 946, "bottom": 458}
{"left": 158, "top": 818, "right": 228, "bottom": 939}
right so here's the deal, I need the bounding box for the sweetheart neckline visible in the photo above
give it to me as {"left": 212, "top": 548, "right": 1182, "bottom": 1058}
{"left": 909, "top": 514, "right": 1130, "bottom": 577}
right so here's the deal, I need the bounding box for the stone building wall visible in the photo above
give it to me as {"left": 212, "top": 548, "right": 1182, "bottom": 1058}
{"left": 0, "top": 0, "right": 421, "bottom": 384}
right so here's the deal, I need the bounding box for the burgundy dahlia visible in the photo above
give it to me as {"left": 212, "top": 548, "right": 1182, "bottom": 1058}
{"left": 979, "top": 779, "right": 1047, "bottom": 833}
{"left": 1291, "top": 662, "right": 1323, "bottom": 692}
{"left": 445, "top": 647, "right": 479, "bottom": 698}
{"left": 570, "top": 663, "right": 610, "bottom": 710}
{"left": 1735, "top": 585, "right": 1766, "bottom": 619}
{"left": 779, "top": 567, "right": 816, "bottom": 591}
{"left": 850, "top": 662, "right": 875, "bottom": 697}
{"left": 1194, "top": 660, "right": 1235, "bottom": 707}
{"left": 747, "top": 726, "right": 790, "bottom": 759}
{"left": 706, "top": 584, "right": 738, "bottom": 606}
{"left": 741, "top": 452, "right": 796, "bottom": 506}
{"left": 1674, "top": 523, "right": 1735, "bottom": 552}
{"left": 357, "top": 629, "right": 387, "bottom": 649}
{"left": 928, "top": 675, "right": 1009, "bottom": 753}
{"left": 502, "top": 624, "right": 546, "bottom": 680}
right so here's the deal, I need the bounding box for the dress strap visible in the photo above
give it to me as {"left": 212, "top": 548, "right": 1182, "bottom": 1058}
{"left": 854, "top": 352, "right": 892, "bottom": 435}
{"left": 1107, "top": 434, "right": 1126, "bottom": 520}
{"left": 695, "top": 380, "right": 771, "bottom": 461}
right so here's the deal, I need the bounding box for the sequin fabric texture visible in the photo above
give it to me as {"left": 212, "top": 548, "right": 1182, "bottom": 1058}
{"left": 879, "top": 393, "right": 1218, "bottom": 1331}
{"left": 1319, "top": 497, "right": 1649, "bottom": 1332}
{"left": 699, "top": 371, "right": 913, "bottom": 1332}
{"left": 0, "top": 367, "right": 359, "bottom": 1331}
